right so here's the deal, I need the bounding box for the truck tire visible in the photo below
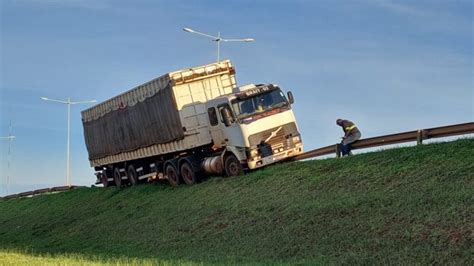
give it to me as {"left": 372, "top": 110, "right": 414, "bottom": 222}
{"left": 166, "top": 164, "right": 180, "bottom": 187}
{"left": 225, "top": 154, "right": 243, "bottom": 177}
{"left": 128, "top": 165, "right": 139, "bottom": 186}
{"left": 180, "top": 161, "right": 196, "bottom": 185}
{"left": 113, "top": 167, "right": 122, "bottom": 187}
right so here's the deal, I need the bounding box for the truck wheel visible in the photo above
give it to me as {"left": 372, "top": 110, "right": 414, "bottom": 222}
{"left": 181, "top": 161, "right": 196, "bottom": 185}
{"left": 128, "top": 165, "right": 139, "bottom": 186}
{"left": 113, "top": 167, "right": 122, "bottom": 187}
{"left": 101, "top": 173, "right": 110, "bottom": 188}
{"left": 225, "top": 154, "right": 243, "bottom": 177}
{"left": 166, "top": 164, "right": 180, "bottom": 187}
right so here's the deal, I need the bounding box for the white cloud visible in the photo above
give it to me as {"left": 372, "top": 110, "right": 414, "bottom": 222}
{"left": 371, "top": 0, "right": 428, "bottom": 17}
{"left": 10, "top": 0, "right": 110, "bottom": 10}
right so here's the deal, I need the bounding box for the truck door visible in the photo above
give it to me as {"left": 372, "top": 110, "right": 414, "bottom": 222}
{"left": 207, "top": 107, "right": 226, "bottom": 148}
{"left": 217, "top": 104, "right": 244, "bottom": 147}
{"left": 208, "top": 102, "right": 245, "bottom": 149}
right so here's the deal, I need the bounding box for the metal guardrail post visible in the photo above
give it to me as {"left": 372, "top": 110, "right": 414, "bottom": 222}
{"left": 417, "top": 129, "right": 423, "bottom": 145}
{"left": 336, "top": 144, "right": 342, "bottom": 158}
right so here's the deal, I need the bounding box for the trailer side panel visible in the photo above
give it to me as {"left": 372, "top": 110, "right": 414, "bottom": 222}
{"left": 81, "top": 60, "right": 236, "bottom": 167}
{"left": 83, "top": 83, "right": 183, "bottom": 160}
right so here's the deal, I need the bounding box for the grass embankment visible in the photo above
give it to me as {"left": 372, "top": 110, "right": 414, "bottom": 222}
{"left": 0, "top": 139, "right": 473, "bottom": 265}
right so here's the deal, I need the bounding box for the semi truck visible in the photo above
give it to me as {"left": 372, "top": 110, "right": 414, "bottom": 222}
{"left": 81, "top": 60, "right": 303, "bottom": 187}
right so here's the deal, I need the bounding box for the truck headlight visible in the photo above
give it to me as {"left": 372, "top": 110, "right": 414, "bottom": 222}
{"left": 250, "top": 148, "right": 260, "bottom": 157}
{"left": 292, "top": 136, "right": 301, "bottom": 143}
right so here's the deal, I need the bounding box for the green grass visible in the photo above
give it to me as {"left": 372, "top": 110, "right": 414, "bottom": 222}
{"left": 0, "top": 250, "right": 199, "bottom": 266}
{"left": 1, "top": 139, "right": 473, "bottom": 265}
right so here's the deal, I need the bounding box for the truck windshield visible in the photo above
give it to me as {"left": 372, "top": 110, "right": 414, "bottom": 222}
{"left": 231, "top": 89, "right": 289, "bottom": 120}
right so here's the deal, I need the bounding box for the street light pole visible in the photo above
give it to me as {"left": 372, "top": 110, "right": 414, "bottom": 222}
{"left": 217, "top": 31, "right": 221, "bottom": 62}
{"left": 183, "top": 27, "right": 255, "bottom": 62}
{"left": 41, "top": 97, "right": 97, "bottom": 187}
{"left": 67, "top": 98, "right": 71, "bottom": 187}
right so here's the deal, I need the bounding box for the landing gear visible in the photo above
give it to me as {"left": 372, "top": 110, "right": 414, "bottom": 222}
{"left": 101, "top": 172, "right": 110, "bottom": 188}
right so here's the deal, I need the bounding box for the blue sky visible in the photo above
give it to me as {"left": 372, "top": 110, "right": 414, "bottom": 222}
{"left": 1, "top": 0, "right": 472, "bottom": 195}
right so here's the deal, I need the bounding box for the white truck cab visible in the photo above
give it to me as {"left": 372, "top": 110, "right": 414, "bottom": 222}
{"left": 205, "top": 84, "right": 303, "bottom": 170}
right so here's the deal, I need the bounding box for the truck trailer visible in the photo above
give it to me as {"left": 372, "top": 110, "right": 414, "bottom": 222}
{"left": 81, "top": 60, "right": 303, "bottom": 187}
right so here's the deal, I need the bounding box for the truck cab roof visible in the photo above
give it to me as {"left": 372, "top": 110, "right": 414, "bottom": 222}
{"left": 211, "top": 84, "right": 280, "bottom": 103}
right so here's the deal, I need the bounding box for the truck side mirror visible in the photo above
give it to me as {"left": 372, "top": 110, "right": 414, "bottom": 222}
{"left": 220, "top": 107, "right": 234, "bottom": 127}
{"left": 287, "top": 91, "right": 295, "bottom": 104}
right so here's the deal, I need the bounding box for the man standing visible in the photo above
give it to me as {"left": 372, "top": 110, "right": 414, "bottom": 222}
{"left": 336, "top": 118, "right": 361, "bottom": 156}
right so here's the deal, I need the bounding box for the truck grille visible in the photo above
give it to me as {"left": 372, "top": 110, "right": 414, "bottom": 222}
{"left": 248, "top": 122, "right": 298, "bottom": 151}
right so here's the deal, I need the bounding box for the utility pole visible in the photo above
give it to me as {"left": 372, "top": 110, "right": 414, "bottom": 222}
{"left": 1, "top": 120, "right": 15, "bottom": 195}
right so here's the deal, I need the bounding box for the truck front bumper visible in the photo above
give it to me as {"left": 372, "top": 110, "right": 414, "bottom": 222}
{"left": 247, "top": 143, "right": 303, "bottom": 170}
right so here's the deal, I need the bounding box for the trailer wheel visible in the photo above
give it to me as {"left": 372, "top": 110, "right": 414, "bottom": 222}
{"left": 128, "top": 165, "right": 139, "bottom": 186}
{"left": 113, "top": 167, "right": 122, "bottom": 187}
{"left": 224, "top": 154, "right": 243, "bottom": 177}
{"left": 166, "top": 164, "right": 180, "bottom": 187}
{"left": 101, "top": 173, "right": 110, "bottom": 188}
{"left": 181, "top": 161, "right": 196, "bottom": 185}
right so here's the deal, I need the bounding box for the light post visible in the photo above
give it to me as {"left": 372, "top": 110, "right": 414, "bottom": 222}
{"left": 41, "top": 97, "right": 97, "bottom": 187}
{"left": 183, "top": 27, "right": 254, "bottom": 62}
{"left": 1, "top": 120, "right": 15, "bottom": 195}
